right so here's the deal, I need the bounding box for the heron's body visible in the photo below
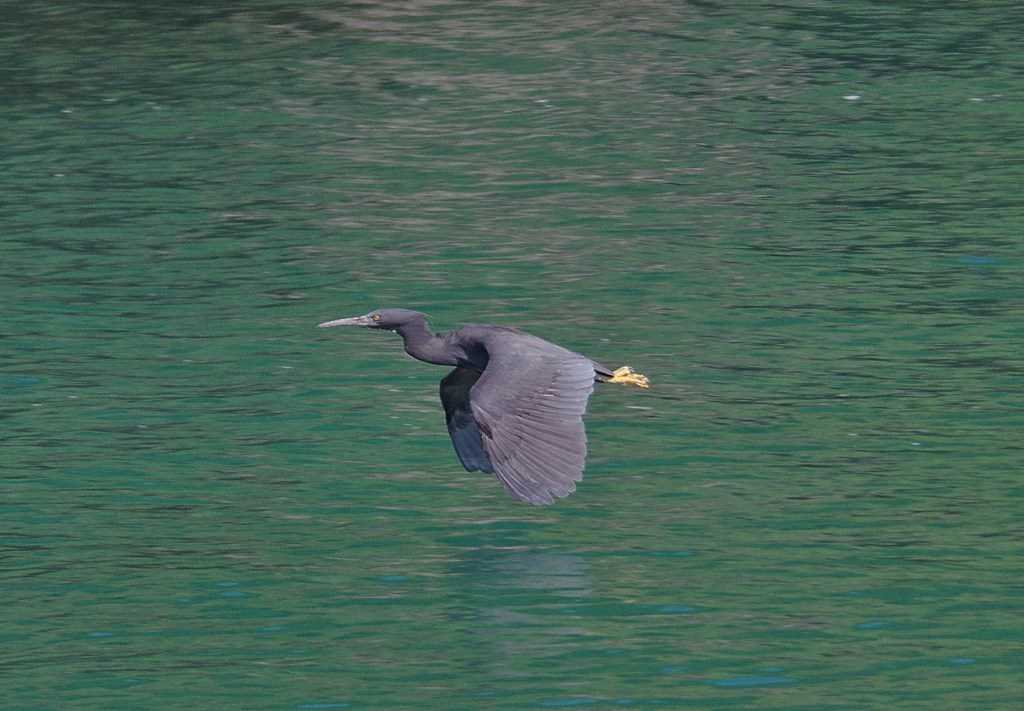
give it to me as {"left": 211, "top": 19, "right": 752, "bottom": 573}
{"left": 318, "top": 309, "right": 648, "bottom": 505}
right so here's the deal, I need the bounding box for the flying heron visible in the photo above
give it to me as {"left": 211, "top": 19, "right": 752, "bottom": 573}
{"left": 318, "top": 308, "right": 649, "bottom": 505}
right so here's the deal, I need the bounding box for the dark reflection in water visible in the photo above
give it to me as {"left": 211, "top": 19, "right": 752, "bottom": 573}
{"left": 447, "top": 548, "right": 593, "bottom": 683}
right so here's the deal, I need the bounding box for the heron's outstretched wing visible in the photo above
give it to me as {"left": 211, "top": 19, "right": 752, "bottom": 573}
{"left": 469, "top": 339, "right": 596, "bottom": 505}
{"left": 440, "top": 367, "right": 494, "bottom": 473}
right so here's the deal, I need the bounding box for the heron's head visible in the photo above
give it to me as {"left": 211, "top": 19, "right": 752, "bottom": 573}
{"left": 318, "top": 308, "right": 426, "bottom": 331}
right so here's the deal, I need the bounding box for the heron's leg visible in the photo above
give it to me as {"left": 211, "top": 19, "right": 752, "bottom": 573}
{"left": 608, "top": 366, "right": 650, "bottom": 389}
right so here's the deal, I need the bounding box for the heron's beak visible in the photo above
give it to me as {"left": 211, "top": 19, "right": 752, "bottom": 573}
{"left": 318, "top": 315, "right": 373, "bottom": 328}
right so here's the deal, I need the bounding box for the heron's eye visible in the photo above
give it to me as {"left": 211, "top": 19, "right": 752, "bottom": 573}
{"left": 372, "top": 314, "right": 382, "bottom": 321}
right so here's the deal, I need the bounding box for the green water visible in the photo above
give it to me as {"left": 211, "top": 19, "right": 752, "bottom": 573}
{"left": 4, "top": 2, "right": 1023, "bottom": 709}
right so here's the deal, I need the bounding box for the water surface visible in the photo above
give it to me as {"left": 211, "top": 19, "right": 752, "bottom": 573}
{"left": 3, "top": 2, "right": 1023, "bottom": 709}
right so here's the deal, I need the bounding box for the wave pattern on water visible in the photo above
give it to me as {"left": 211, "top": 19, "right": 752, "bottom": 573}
{"left": 3, "top": 1, "right": 1023, "bottom": 709}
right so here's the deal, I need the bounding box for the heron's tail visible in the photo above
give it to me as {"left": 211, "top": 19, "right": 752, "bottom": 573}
{"left": 608, "top": 366, "right": 650, "bottom": 389}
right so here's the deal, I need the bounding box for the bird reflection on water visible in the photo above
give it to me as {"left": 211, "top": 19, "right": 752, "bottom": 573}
{"left": 318, "top": 308, "right": 649, "bottom": 505}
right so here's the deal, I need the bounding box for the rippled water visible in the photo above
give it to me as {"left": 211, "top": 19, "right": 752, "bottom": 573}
{"left": 4, "top": 2, "right": 1023, "bottom": 709}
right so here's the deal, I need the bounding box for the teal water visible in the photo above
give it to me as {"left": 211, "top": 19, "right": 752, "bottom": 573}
{"left": 4, "top": 3, "right": 1023, "bottom": 709}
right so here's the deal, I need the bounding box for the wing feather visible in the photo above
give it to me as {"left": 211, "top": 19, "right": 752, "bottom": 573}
{"left": 469, "top": 336, "right": 597, "bottom": 505}
{"left": 440, "top": 367, "right": 494, "bottom": 473}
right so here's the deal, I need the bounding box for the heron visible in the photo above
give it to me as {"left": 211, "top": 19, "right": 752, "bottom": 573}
{"left": 318, "top": 308, "right": 649, "bottom": 505}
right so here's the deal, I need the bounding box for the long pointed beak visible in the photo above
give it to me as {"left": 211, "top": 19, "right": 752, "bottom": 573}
{"left": 318, "top": 315, "right": 373, "bottom": 328}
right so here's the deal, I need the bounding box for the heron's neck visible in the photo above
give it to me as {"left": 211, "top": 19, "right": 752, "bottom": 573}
{"left": 397, "top": 318, "right": 457, "bottom": 366}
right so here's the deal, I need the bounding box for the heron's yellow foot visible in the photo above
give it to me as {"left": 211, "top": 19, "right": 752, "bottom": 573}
{"left": 609, "top": 366, "right": 650, "bottom": 389}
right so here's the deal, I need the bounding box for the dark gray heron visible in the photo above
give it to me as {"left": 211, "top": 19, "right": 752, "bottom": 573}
{"left": 318, "top": 308, "right": 649, "bottom": 505}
